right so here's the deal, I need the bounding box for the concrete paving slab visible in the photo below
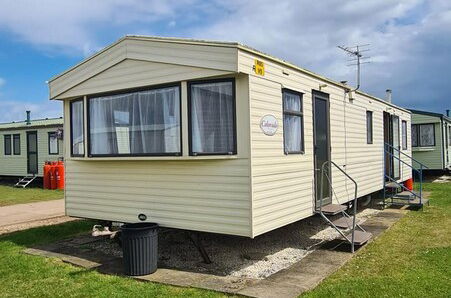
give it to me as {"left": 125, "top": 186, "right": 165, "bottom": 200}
{"left": 0, "top": 199, "right": 64, "bottom": 227}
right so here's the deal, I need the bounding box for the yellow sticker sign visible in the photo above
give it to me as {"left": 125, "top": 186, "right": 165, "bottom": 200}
{"left": 254, "top": 59, "right": 265, "bottom": 76}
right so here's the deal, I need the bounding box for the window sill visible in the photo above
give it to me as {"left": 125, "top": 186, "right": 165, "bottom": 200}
{"left": 67, "top": 155, "right": 240, "bottom": 161}
{"left": 412, "top": 147, "right": 435, "bottom": 152}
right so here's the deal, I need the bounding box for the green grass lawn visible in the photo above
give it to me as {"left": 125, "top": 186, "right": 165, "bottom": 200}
{"left": 0, "top": 220, "right": 231, "bottom": 298}
{"left": 302, "top": 182, "right": 451, "bottom": 297}
{"left": 0, "top": 182, "right": 448, "bottom": 297}
{"left": 0, "top": 185, "right": 63, "bottom": 206}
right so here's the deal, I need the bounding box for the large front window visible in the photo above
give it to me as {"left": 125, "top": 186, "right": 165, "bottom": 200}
{"left": 89, "top": 86, "right": 181, "bottom": 156}
{"left": 189, "top": 80, "right": 236, "bottom": 155}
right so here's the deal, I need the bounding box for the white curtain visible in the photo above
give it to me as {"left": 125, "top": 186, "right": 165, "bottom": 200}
{"left": 283, "top": 92, "right": 302, "bottom": 152}
{"left": 191, "top": 82, "right": 234, "bottom": 153}
{"left": 420, "top": 124, "right": 434, "bottom": 146}
{"left": 71, "top": 100, "right": 84, "bottom": 155}
{"left": 89, "top": 86, "right": 180, "bottom": 155}
{"left": 49, "top": 134, "right": 58, "bottom": 154}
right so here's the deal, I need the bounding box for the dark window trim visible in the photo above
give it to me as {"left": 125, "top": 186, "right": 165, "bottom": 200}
{"left": 282, "top": 88, "right": 305, "bottom": 154}
{"left": 412, "top": 123, "right": 436, "bottom": 147}
{"left": 4, "top": 134, "right": 11, "bottom": 155}
{"left": 70, "top": 98, "right": 85, "bottom": 157}
{"left": 86, "top": 82, "right": 183, "bottom": 158}
{"left": 401, "top": 120, "right": 407, "bottom": 150}
{"left": 366, "top": 111, "right": 373, "bottom": 144}
{"left": 187, "top": 78, "right": 237, "bottom": 156}
{"left": 13, "top": 134, "right": 20, "bottom": 155}
{"left": 48, "top": 132, "right": 59, "bottom": 155}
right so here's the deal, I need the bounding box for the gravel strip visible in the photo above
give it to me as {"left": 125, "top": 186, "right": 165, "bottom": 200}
{"left": 87, "top": 207, "right": 380, "bottom": 279}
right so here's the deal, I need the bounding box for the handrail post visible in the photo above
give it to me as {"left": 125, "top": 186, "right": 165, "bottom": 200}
{"left": 419, "top": 164, "right": 423, "bottom": 204}
{"left": 319, "top": 162, "right": 325, "bottom": 213}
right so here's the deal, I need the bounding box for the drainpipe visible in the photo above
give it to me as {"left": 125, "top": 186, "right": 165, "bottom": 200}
{"left": 26, "top": 111, "right": 31, "bottom": 125}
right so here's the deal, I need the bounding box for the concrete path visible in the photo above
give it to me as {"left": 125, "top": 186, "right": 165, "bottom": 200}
{"left": 0, "top": 199, "right": 65, "bottom": 227}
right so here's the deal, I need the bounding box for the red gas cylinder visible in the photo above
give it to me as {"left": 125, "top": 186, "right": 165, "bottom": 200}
{"left": 43, "top": 162, "right": 51, "bottom": 189}
{"left": 404, "top": 178, "right": 414, "bottom": 191}
{"left": 50, "top": 162, "right": 57, "bottom": 190}
{"left": 56, "top": 161, "right": 64, "bottom": 190}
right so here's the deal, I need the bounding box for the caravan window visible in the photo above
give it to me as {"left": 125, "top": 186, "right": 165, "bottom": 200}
{"left": 48, "top": 132, "right": 59, "bottom": 155}
{"left": 366, "top": 111, "right": 373, "bottom": 144}
{"left": 4, "top": 135, "right": 11, "bottom": 155}
{"left": 402, "top": 120, "right": 407, "bottom": 150}
{"left": 13, "top": 134, "right": 20, "bottom": 155}
{"left": 283, "top": 89, "right": 304, "bottom": 154}
{"left": 88, "top": 85, "right": 181, "bottom": 156}
{"left": 189, "top": 79, "right": 236, "bottom": 155}
{"left": 412, "top": 124, "right": 435, "bottom": 147}
{"left": 71, "top": 99, "right": 85, "bottom": 157}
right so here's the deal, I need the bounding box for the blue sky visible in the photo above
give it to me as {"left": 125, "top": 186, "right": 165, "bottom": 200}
{"left": 0, "top": 0, "right": 450, "bottom": 122}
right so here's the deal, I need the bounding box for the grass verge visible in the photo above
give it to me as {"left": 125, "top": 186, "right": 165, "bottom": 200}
{"left": 0, "top": 220, "right": 232, "bottom": 298}
{"left": 302, "top": 182, "right": 451, "bottom": 297}
{"left": 0, "top": 185, "right": 63, "bottom": 206}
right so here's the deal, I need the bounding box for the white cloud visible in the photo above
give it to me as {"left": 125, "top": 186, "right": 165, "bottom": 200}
{"left": 0, "top": 0, "right": 449, "bottom": 112}
{"left": 0, "top": 99, "right": 62, "bottom": 123}
{"left": 0, "top": 0, "right": 192, "bottom": 56}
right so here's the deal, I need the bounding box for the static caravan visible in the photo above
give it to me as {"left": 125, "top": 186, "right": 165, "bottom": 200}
{"left": 409, "top": 109, "right": 451, "bottom": 171}
{"left": 0, "top": 113, "right": 63, "bottom": 180}
{"left": 48, "top": 36, "right": 413, "bottom": 240}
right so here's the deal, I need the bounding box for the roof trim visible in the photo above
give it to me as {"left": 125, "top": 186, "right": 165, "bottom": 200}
{"left": 48, "top": 35, "right": 410, "bottom": 113}
{"left": 409, "top": 109, "right": 451, "bottom": 122}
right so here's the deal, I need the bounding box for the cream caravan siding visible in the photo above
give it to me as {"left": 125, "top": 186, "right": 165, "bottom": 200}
{"left": 63, "top": 74, "right": 252, "bottom": 237}
{"left": 0, "top": 127, "right": 63, "bottom": 176}
{"left": 58, "top": 59, "right": 233, "bottom": 99}
{"left": 50, "top": 38, "right": 238, "bottom": 99}
{"left": 239, "top": 50, "right": 412, "bottom": 236}
{"left": 411, "top": 113, "right": 443, "bottom": 169}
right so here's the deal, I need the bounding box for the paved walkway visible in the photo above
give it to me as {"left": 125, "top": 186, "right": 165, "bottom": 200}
{"left": 0, "top": 199, "right": 65, "bottom": 228}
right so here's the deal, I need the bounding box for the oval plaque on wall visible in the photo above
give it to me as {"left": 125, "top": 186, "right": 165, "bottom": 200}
{"left": 260, "top": 114, "right": 278, "bottom": 136}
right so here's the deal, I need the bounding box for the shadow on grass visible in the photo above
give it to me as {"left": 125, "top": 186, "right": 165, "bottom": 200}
{"left": 0, "top": 220, "right": 95, "bottom": 247}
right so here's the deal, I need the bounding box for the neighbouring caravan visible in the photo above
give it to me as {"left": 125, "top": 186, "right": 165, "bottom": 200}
{"left": 48, "top": 36, "right": 413, "bottom": 239}
{"left": 0, "top": 112, "right": 63, "bottom": 178}
{"left": 409, "top": 109, "right": 451, "bottom": 171}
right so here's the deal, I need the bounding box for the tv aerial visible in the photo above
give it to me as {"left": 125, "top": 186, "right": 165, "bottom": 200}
{"left": 337, "top": 44, "right": 371, "bottom": 92}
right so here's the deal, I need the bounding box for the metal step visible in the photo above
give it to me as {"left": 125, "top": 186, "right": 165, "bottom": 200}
{"left": 331, "top": 216, "right": 355, "bottom": 229}
{"left": 384, "top": 182, "right": 400, "bottom": 189}
{"left": 343, "top": 230, "right": 372, "bottom": 245}
{"left": 319, "top": 204, "right": 347, "bottom": 215}
{"left": 394, "top": 190, "right": 416, "bottom": 198}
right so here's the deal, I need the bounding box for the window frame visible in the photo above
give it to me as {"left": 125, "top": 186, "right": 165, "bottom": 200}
{"left": 187, "top": 78, "right": 237, "bottom": 156}
{"left": 366, "top": 111, "right": 373, "bottom": 144}
{"left": 4, "top": 134, "right": 11, "bottom": 155}
{"left": 48, "top": 132, "right": 59, "bottom": 155}
{"left": 401, "top": 120, "right": 407, "bottom": 150}
{"left": 70, "top": 98, "right": 85, "bottom": 157}
{"left": 412, "top": 123, "right": 436, "bottom": 147}
{"left": 282, "top": 88, "right": 304, "bottom": 154}
{"left": 86, "top": 83, "right": 183, "bottom": 158}
{"left": 12, "top": 134, "right": 20, "bottom": 155}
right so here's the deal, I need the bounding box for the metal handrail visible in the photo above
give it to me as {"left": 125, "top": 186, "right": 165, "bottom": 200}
{"left": 384, "top": 143, "right": 429, "bottom": 169}
{"left": 384, "top": 142, "right": 424, "bottom": 204}
{"left": 319, "top": 160, "right": 358, "bottom": 253}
